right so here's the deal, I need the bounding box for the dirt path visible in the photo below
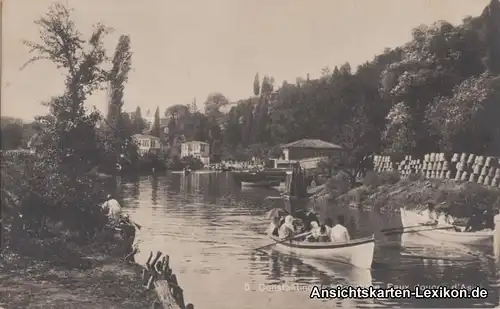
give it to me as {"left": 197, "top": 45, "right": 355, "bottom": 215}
{"left": 0, "top": 251, "right": 156, "bottom": 309}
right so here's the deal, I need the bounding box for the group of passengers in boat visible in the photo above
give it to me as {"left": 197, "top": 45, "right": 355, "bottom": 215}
{"left": 421, "top": 202, "right": 496, "bottom": 232}
{"left": 268, "top": 210, "right": 351, "bottom": 243}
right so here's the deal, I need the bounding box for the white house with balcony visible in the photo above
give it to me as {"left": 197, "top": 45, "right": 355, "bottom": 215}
{"left": 180, "top": 141, "right": 210, "bottom": 165}
{"left": 132, "top": 134, "right": 163, "bottom": 156}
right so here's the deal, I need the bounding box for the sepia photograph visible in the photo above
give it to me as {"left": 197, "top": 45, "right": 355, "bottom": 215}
{"left": 1, "top": 0, "right": 500, "bottom": 308}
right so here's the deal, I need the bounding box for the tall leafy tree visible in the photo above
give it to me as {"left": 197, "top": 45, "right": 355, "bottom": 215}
{"left": 150, "top": 106, "right": 161, "bottom": 137}
{"left": 189, "top": 98, "right": 198, "bottom": 113}
{"left": 22, "top": 3, "right": 109, "bottom": 175}
{"left": 106, "top": 34, "right": 132, "bottom": 166}
{"left": 18, "top": 3, "right": 114, "bottom": 233}
{"left": 427, "top": 73, "right": 500, "bottom": 154}
{"left": 261, "top": 75, "right": 275, "bottom": 96}
{"left": 481, "top": 0, "right": 500, "bottom": 75}
{"left": 0, "top": 123, "right": 24, "bottom": 150}
{"left": 132, "top": 106, "right": 146, "bottom": 134}
{"left": 253, "top": 73, "right": 260, "bottom": 96}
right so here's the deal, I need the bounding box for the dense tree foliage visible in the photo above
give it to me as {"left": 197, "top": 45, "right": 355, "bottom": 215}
{"left": 156, "top": 0, "right": 500, "bottom": 165}
{"left": 1, "top": 120, "right": 24, "bottom": 150}
{"left": 3, "top": 0, "right": 500, "bottom": 173}
{"left": 132, "top": 106, "right": 146, "bottom": 134}
{"left": 150, "top": 106, "right": 161, "bottom": 137}
{"left": 1, "top": 4, "right": 134, "bottom": 245}
{"left": 100, "top": 34, "right": 136, "bottom": 173}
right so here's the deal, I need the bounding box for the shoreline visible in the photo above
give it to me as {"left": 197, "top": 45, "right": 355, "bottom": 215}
{"left": 0, "top": 227, "right": 193, "bottom": 309}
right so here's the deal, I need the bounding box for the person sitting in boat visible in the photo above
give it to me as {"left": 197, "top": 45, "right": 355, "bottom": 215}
{"left": 278, "top": 215, "right": 296, "bottom": 239}
{"left": 421, "top": 202, "right": 439, "bottom": 225}
{"left": 318, "top": 225, "right": 330, "bottom": 242}
{"left": 290, "top": 218, "right": 309, "bottom": 241}
{"left": 484, "top": 208, "right": 498, "bottom": 230}
{"left": 440, "top": 213, "right": 463, "bottom": 231}
{"left": 268, "top": 216, "right": 281, "bottom": 237}
{"left": 318, "top": 218, "right": 333, "bottom": 242}
{"left": 278, "top": 215, "right": 286, "bottom": 228}
{"left": 465, "top": 214, "right": 482, "bottom": 232}
{"left": 307, "top": 211, "right": 319, "bottom": 229}
{"left": 297, "top": 210, "right": 319, "bottom": 231}
{"left": 307, "top": 221, "right": 322, "bottom": 242}
{"left": 330, "top": 215, "right": 350, "bottom": 243}
{"left": 465, "top": 208, "right": 492, "bottom": 232}
{"left": 323, "top": 218, "right": 333, "bottom": 233}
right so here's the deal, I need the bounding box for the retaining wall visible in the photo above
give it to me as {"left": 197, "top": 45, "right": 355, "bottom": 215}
{"left": 372, "top": 153, "right": 500, "bottom": 188}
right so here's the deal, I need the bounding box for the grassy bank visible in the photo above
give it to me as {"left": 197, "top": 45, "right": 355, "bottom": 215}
{"left": 312, "top": 171, "right": 500, "bottom": 217}
{"left": 0, "top": 229, "right": 157, "bottom": 309}
{"left": 0, "top": 153, "right": 174, "bottom": 308}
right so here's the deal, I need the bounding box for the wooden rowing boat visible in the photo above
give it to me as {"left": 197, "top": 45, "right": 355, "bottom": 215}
{"left": 269, "top": 235, "right": 375, "bottom": 269}
{"left": 400, "top": 208, "right": 493, "bottom": 245}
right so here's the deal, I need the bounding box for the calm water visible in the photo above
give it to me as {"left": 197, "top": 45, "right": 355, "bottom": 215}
{"left": 117, "top": 172, "right": 500, "bottom": 308}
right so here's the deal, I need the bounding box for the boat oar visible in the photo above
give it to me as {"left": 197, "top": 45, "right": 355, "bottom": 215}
{"left": 383, "top": 226, "right": 456, "bottom": 236}
{"left": 253, "top": 231, "right": 312, "bottom": 251}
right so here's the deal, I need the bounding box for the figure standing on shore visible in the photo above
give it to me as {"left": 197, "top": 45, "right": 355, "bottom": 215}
{"left": 101, "top": 194, "right": 123, "bottom": 224}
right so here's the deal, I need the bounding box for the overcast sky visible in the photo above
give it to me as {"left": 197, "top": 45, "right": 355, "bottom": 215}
{"left": 1, "top": 0, "right": 490, "bottom": 121}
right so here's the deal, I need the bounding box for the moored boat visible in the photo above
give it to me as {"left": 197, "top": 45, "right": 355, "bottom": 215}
{"left": 231, "top": 169, "right": 286, "bottom": 182}
{"left": 400, "top": 208, "right": 493, "bottom": 245}
{"left": 232, "top": 170, "right": 283, "bottom": 188}
{"left": 269, "top": 235, "right": 375, "bottom": 269}
{"left": 171, "top": 168, "right": 191, "bottom": 175}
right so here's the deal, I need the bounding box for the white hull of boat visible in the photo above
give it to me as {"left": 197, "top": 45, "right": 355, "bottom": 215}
{"left": 270, "top": 235, "right": 375, "bottom": 269}
{"left": 400, "top": 208, "right": 493, "bottom": 245}
{"left": 242, "top": 180, "right": 280, "bottom": 187}
{"left": 300, "top": 257, "right": 373, "bottom": 287}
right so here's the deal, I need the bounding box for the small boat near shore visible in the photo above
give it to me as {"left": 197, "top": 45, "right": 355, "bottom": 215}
{"left": 400, "top": 208, "right": 493, "bottom": 246}
{"left": 171, "top": 168, "right": 191, "bottom": 175}
{"left": 269, "top": 235, "right": 375, "bottom": 269}
{"left": 232, "top": 170, "right": 283, "bottom": 188}
{"left": 242, "top": 180, "right": 281, "bottom": 188}
{"left": 231, "top": 169, "right": 286, "bottom": 181}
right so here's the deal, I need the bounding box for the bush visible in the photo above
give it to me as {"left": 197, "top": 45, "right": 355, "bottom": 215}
{"left": 362, "top": 171, "right": 379, "bottom": 188}
{"left": 325, "top": 171, "right": 351, "bottom": 198}
{"left": 136, "top": 151, "right": 166, "bottom": 172}
{"left": 363, "top": 171, "right": 401, "bottom": 188}
{"left": 166, "top": 155, "right": 183, "bottom": 170}
{"left": 165, "top": 155, "right": 204, "bottom": 170}
{"left": 408, "top": 172, "right": 425, "bottom": 181}
{"left": 379, "top": 171, "right": 401, "bottom": 185}
{"left": 180, "top": 155, "right": 204, "bottom": 170}
{"left": 2, "top": 153, "right": 111, "bottom": 249}
{"left": 440, "top": 182, "right": 500, "bottom": 218}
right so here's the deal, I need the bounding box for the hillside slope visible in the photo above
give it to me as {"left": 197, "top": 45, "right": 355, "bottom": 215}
{"left": 313, "top": 175, "right": 500, "bottom": 218}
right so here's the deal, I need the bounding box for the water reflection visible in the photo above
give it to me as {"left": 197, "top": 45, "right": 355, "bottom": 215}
{"left": 151, "top": 176, "right": 158, "bottom": 205}
{"left": 120, "top": 173, "right": 498, "bottom": 308}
